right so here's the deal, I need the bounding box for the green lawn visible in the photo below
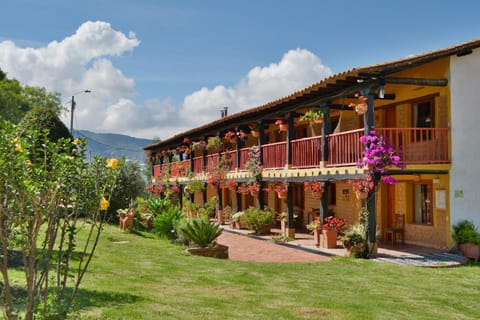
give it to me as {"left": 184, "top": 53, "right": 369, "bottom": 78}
{"left": 70, "top": 224, "right": 479, "bottom": 319}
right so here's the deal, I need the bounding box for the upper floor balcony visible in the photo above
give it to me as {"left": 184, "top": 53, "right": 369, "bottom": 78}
{"left": 152, "top": 127, "right": 450, "bottom": 180}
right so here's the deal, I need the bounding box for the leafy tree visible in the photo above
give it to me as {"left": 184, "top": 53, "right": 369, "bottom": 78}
{"left": 0, "top": 69, "right": 62, "bottom": 124}
{"left": 19, "top": 105, "right": 70, "bottom": 142}
{"left": 0, "top": 121, "right": 122, "bottom": 319}
{"left": 108, "top": 160, "right": 147, "bottom": 218}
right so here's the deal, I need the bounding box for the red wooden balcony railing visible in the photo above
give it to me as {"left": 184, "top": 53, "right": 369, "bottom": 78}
{"left": 193, "top": 156, "right": 203, "bottom": 174}
{"left": 206, "top": 154, "right": 219, "bottom": 172}
{"left": 225, "top": 150, "right": 237, "bottom": 171}
{"left": 239, "top": 147, "right": 249, "bottom": 170}
{"left": 376, "top": 127, "right": 449, "bottom": 163}
{"left": 154, "top": 127, "right": 450, "bottom": 179}
{"left": 152, "top": 164, "right": 162, "bottom": 178}
{"left": 327, "top": 129, "right": 363, "bottom": 167}
{"left": 292, "top": 136, "right": 323, "bottom": 168}
{"left": 263, "top": 141, "right": 287, "bottom": 169}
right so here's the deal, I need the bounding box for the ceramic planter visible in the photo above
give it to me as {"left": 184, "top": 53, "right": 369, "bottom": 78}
{"left": 322, "top": 229, "right": 338, "bottom": 248}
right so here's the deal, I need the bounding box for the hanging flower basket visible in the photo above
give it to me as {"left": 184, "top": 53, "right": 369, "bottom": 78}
{"left": 314, "top": 117, "right": 324, "bottom": 124}
{"left": 355, "top": 104, "right": 368, "bottom": 115}
{"left": 278, "top": 191, "right": 287, "bottom": 199}
{"left": 251, "top": 130, "right": 260, "bottom": 137}
{"left": 355, "top": 190, "right": 368, "bottom": 200}
{"left": 275, "top": 120, "right": 288, "bottom": 132}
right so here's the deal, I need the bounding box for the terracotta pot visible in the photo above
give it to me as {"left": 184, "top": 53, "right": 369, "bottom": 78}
{"left": 322, "top": 229, "right": 338, "bottom": 248}
{"left": 459, "top": 243, "right": 480, "bottom": 262}
{"left": 313, "top": 227, "right": 321, "bottom": 247}
{"left": 355, "top": 104, "right": 367, "bottom": 115}
{"left": 187, "top": 244, "right": 229, "bottom": 259}
{"left": 251, "top": 130, "right": 260, "bottom": 137}
{"left": 314, "top": 117, "right": 324, "bottom": 124}
{"left": 312, "top": 191, "right": 323, "bottom": 199}
{"left": 279, "top": 124, "right": 289, "bottom": 131}
{"left": 250, "top": 190, "right": 259, "bottom": 197}
{"left": 355, "top": 191, "right": 368, "bottom": 200}
{"left": 278, "top": 192, "right": 287, "bottom": 199}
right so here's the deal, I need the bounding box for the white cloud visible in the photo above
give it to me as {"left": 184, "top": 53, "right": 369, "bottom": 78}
{"left": 0, "top": 21, "right": 333, "bottom": 140}
{"left": 179, "top": 49, "right": 332, "bottom": 128}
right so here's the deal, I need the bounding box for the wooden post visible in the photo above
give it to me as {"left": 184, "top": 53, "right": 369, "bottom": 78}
{"left": 258, "top": 121, "right": 265, "bottom": 210}
{"left": 320, "top": 181, "right": 330, "bottom": 222}
{"left": 286, "top": 113, "right": 294, "bottom": 167}
{"left": 364, "top": 92, "right": 378, "bottom": 257}
{"left": 320, "top": 103, "right": 330, "bottom": 167}
{"left": 286, "top": 182, "right": 295, "bottom": 237}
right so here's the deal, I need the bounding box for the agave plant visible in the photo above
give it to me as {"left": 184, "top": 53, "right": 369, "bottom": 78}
{"left": 180, "top": 217, "right": 223, "bottom": 248}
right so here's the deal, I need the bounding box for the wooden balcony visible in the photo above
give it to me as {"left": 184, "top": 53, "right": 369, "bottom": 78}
{"left": 151, "top": 128, "right": 450, "bottom": 179}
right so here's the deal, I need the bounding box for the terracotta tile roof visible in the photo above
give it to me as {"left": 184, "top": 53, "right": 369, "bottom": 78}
{"left": 145, "top": 38, "right": 480, "bottom": 150}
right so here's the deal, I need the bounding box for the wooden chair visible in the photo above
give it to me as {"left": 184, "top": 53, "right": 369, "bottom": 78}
{"left": 384, "top": 214, "right": 405, "bottom": 245}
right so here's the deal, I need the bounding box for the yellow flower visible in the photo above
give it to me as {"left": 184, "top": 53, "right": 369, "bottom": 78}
{"left": 106, "top": 158, "right": 119, "bottom": 169}
{"left": 15, "top": 143, "right": 22, "bottom": 152}
{"left": 25, "top": 160, "right": 32, "bottom": 166}
{"left": 72, "top": 138, "right": 81, "bottom": 145}
{"left": 100, "top": 197, "right": 110, "bottom": 211}
{"left": 10, "top": 137, "right": 19, "bottom": 144}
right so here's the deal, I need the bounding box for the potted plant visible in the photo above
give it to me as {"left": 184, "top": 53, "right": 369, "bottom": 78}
{"left": 181, "top": 217, "right": 228, "bottom": 259}
{"left": 348, "top": 174, "right": 374, "bottom": 200}
{"left": 304, "top": 181, "right": 324, "bottom": 198}
{"left": 244, "top": 207, "right": 275, "bottom": 235}
{"left": 300, "top": 108, "right": 325, "bottom": 124}
{"left": 275, "top": 119, "right": 289, "bottom": 132}
{"left": 342, "top": 224, "right": 367, "bottom": 258}
{"left": 322, "top": 216, "right": 347, "bottom": 248}
{"left": 249, "top": 123, "right": 261, "bottom": 137}
{"left": 191, "top": 140, "right": 206, "bottom": 151}
{"left": 274, "top": 181, "right": 288, "bottom": 199}
{"left": 348, "top": 93, "right": 368, "bottom": 115}
{"left": 245, "top": 146, "right": 262, "bottom": 182}
{"left": 206, "top": 136, "right": 223, "bottom": 151}
{"left": 452, "top": 220, "right": 480, "bottom": 262}
{"left": 247, "top": 182, "right": 260, "bottom": 197}
{"left": 231, "top": 211, "right": 246, "bottom": 229}
{"left": 220, "top": 178, "right": 237, "bottom": 191}
{"left": 306, "top": 217, "right": 322, "bottom": 247}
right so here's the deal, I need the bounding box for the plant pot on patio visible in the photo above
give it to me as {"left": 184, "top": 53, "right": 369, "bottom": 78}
{"left": 322, "top": 229, "right": 338, "bottom": 249}
{"left": 459, "top": 243, "right": 479, "bottom": 262}
{"left": 187, "top": 244, "right": 229, "bottom": 259}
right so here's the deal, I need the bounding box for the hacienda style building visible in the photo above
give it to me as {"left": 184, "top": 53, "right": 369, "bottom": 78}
{"left": 144, "top": 39, "right": 480, "bottom": 250}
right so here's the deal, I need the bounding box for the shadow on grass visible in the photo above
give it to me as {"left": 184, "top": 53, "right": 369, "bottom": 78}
{"left": 73, "top": 287, "right": 142, "bottom": 312}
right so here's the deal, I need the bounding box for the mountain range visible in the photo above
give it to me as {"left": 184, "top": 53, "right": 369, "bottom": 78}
{"left": 74, "top": 130, "right": 155, "bottom": 163}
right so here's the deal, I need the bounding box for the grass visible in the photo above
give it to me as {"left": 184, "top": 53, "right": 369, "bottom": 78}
{"left": 18, "top": 223, "right": 480, "bottom": 319}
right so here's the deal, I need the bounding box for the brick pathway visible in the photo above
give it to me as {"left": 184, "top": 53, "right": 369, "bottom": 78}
{"left": 217, "top": 230, "right": 331, "bottom": 263}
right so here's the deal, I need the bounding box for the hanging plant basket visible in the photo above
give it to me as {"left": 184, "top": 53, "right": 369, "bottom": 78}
{"left": 314, "top": 117, "right": 324, "bottom": 124}
{"left": 355, "top": 190, "right": 368, "bottom": 200}
{"left": 251, "top": 130, "right": 260, "bottom": 137}
{"left": 279, "top": 124, "right": 289, "bottom": 131}
{"left": 277, "top": 191, "right": 287, "bottom": 199}
{"left": 355, "top": 103, "right": 368, "bottom": 115}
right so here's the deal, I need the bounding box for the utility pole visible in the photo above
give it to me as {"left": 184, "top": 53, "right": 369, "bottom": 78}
{"left": 70, "top": 90, "right": 91, "bottom": 136}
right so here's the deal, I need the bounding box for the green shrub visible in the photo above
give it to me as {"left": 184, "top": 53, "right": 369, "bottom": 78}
{"left": 148, "top": 196, "right": 171, "bottom": 216}
{"left": 153, "top": 206, "right": 181, "bottom": 240}
{"left": 452, "top": 220, "right": 480, "bottom": 245}
{"left": 180, "top": 217, "right": 223, "bottom": 248}
{"left": 244, "top": 207, "right": 274, "bottom": 235}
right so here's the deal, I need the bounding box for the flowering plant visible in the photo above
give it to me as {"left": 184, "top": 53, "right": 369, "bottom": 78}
{"left": 245, "top": 145, "right": 262, "bottom": 182}
{"left": 349, "top": 174, "right": 374, "bottom": 193}
{"left": 348, "top": 93, "right": 368, "bottom": 115}
{"left": 247, "top": 182, "right": 260, "bottom": 194}
{"left": 304, "top": 181, "right": 324, "bottom": 197}
{"left": 357, "top": 131, "right": 404, "bottom": 185}
{"left": 322, "top": 216, "right": 347, "bottom": 231}
{"left": 191, "top": 140, "right": 206, "bottom": 151}
{"left": 220, "top": 178, "right": 237, "bottom": 190}
{"left": 274, "top": 181, "right": 288, "bottom": 196}
{"left": 306, "top": 217, "right": 322, "bottom": 231}
{"left": 225, "top": 130, "right": 247, "bottom": 141}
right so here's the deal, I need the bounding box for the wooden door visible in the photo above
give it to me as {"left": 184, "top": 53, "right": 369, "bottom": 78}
{"left": 387, "top": 184, "right": 396, "bottom": 227}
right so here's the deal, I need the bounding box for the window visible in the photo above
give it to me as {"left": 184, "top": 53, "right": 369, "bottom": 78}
{"left": 413, "top": 99, "right": 435, "bottom": 141}
{"left": 413, "top": 182, "right": 433, "bottom": 225}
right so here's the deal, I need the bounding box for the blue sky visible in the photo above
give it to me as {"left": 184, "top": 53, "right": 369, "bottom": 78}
{"left": 1, "top": 0, "right": 479, "bottom": 138}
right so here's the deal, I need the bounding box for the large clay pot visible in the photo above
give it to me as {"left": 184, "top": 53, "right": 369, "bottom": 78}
{"left": 322, "top": 229, "right": 338, "bottom": 249}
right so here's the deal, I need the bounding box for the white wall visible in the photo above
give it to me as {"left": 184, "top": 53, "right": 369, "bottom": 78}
{"left": 450, "top": 48, "right": 480, "bottom": 226}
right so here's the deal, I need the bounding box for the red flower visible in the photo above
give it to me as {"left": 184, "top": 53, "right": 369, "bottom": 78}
{"left": 322, "top": 216, "right": 347, "bottom": 231}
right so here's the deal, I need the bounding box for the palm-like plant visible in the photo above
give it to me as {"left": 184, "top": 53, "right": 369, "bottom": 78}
{"left": 181, "top": 218, "right": 223, "bottom": 248}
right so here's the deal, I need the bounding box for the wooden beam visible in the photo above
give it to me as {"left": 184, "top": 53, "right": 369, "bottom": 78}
{"left": 385, "top": 77, "right": 447, "bottom": 86}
